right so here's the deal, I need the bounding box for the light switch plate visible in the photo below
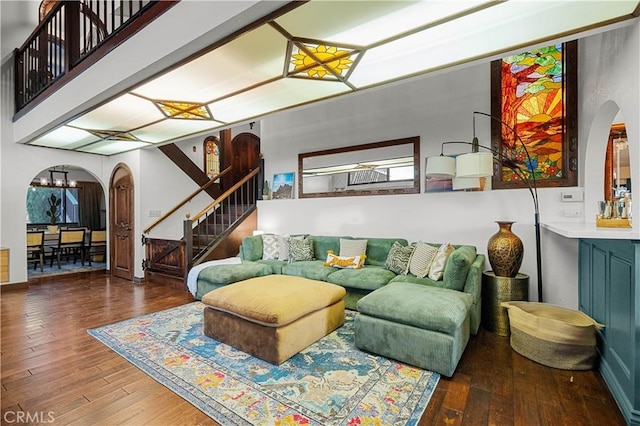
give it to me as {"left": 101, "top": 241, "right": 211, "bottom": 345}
{"left": 561, "top": 190, "right": 584, "bottom": 202}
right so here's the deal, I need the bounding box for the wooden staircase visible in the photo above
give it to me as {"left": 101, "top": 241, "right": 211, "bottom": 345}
{"left": 143, "top": 167, "right": 260, "bottom": 290}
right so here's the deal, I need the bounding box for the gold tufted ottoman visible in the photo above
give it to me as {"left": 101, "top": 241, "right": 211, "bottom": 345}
{"left": 201, "top": 275, "right": 346, "bottom": 364}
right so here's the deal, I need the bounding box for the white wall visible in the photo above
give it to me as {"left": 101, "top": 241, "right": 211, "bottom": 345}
{"left": 258, "top": 62, "right": 583, "bottom": 306}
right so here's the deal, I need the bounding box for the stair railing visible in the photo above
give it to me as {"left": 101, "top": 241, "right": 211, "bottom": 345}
{"left": 185, "top": 168, "right": 260, "bottom": 271}
{"left": 143, "top": 166, "right": 231, "bottom": 235}
{"left": 14, "top": 0, "right": 177, "bottom": 114}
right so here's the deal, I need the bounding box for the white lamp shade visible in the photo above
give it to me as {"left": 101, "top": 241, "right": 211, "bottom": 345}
{"left": 425, "top": 156, "right": 455, "bottom": 177}
{"left": 456, "top": 152, "right": 493, "bottom": 178}
{"left": 452, "top": 176, "right": 480, "bottom": 190}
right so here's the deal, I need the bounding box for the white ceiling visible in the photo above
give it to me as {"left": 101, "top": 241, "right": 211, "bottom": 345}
{"left": 7, "top": 1, "right": 640, "bottom": 156}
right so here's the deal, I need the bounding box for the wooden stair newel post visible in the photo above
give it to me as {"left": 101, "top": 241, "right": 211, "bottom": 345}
{"left": 184, "top": 218, "right": 193, "bottom": 281}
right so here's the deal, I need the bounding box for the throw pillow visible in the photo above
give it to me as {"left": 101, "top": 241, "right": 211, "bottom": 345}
{"left": 384, "top": 241, "right": 415, "bottom": 275}
{"left": 324, "top": 251, "right": 366, "bottom": 269}
{"left": 261, "top": 234, "right": 280, "bottom": 260}
{"left": 339, "top": 238, "right": 368, "bottom": 257}
{"left": 287, "top": 236, "right": 314, "bottom": 263}
{"left": 408, "top": 242, "right": 438, "bottom": 278}
{"left": 428, "top": 243, "right": 455, "bottom": 281}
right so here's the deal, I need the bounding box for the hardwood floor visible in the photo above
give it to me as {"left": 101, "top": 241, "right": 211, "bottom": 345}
{"left": 1, "top": 273, "right": 625, "bottom": 425}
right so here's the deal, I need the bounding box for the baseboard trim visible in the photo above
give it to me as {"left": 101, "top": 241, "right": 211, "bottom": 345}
{"left": 0, "top": 282, "right": 29, "bottom": 291}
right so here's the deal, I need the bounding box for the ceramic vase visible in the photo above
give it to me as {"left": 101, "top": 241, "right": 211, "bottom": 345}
{"left": 487, "top": 221, "right": 523, "bottom": 277}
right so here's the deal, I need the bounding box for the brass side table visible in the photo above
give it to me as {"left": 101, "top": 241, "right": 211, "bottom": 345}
{"left": 481, "top": 271, "right": 529, "bottom": 336}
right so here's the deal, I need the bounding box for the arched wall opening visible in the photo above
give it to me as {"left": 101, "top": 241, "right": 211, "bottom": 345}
{"left": 583, "top": 101, "right": 632, "bottom": 227}
{"left": 25, "top": 165, "right": 107, "bottom": 277}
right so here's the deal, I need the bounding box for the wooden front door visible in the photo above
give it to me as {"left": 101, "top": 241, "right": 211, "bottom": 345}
{"left": 109, "top": 163, "right": 134, "bottom": 280}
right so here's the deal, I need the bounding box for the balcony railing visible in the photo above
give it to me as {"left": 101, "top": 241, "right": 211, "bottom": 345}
{"left": 14, "top": 0, "right": 177, "bottom": 115}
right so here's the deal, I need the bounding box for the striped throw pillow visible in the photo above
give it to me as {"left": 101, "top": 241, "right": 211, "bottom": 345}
{"left": 408, "top": 242, "right": 438, "bottom": 278}
{"left": 339, "top": 238, "right": 368, "bottom": 257}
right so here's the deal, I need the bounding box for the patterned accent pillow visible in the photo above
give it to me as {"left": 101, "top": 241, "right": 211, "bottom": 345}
{"left": 383, "top": 241, "right": 415, "bottom": 275}
{"left": 287, "top": 237, "right": 314, "bottom": 263}
{"left": 428, "top": 243, "right": 455, "bottom": 281}
{"left": 408, "top": 242, "right": 438, "bottom": 278}
{"left": 261, "top": 234, "right": 280, "bottom": 260}
{"left": 339, "top": 238, "right": 368, "bottom": 257}
{"left": 324, "top": 252, "right": 366, "bottom": 269}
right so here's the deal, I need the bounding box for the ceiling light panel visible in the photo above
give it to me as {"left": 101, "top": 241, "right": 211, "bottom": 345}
{"left": 349, "top": 0, "right": 640, "bottom": 88}
{"left": 67, "top": 93, "right": 163, "bottom": 131}
{"left": 132, "top": 25, "right": 288, "bottom": 102}
{"left": 208, "top": 78, "right": 352, "bottom": 123}
{"left": 131, "top": 118, "right": 226, "bottom": 144}
{"left": 75, "top": 140, "right": 152, "bottom": 155}
{"left": 275, "top": 1, "right": 494, "bottom": 46}
{"left": 22, "top": 0, "right": 639, "bottom": 156}
{"left": 28, "top": 126, "right": 100, "bottom": 149}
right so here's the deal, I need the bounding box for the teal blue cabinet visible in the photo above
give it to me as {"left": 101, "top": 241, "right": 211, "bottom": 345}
{"left": 579, "top": 238, "right": 640, "bottom": 425}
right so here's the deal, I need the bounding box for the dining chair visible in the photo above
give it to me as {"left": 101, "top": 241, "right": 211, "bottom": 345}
{"left": 86, "top": 230, "right": 107, "bottom": 266}
{"left": 26, "top": 230, "right": 45, "bottom": 271}
{"left": 50, "top": 229, "right": 86, "bottom": 268}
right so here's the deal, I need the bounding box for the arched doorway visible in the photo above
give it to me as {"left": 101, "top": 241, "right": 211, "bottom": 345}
{"left": 26, "top": 165, "right": 106, "bottom": 277}
{"left": 109, "top": 163, "right": 134, "bottom": 280}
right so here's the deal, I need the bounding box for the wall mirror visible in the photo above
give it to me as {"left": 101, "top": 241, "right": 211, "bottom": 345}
{"left": 299, "top": 136, "right": 420, "bottom": 198}
{"left": 604, "top": 123, "right": 629, "bottom": 201}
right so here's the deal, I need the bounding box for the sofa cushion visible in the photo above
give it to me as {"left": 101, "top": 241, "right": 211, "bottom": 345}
{"left": 384, "top": 241, "right": 415, "bottom": 275}
{"left": 202, "top": 275, "right": 346, "bottom": 327}
{"left": 256, "top": 258, "right": 287, "bottom": 274}
{"left": 240, "top": 235, "right": 263, "bottom": 261}
{"left": 282, "top": 260, "right": 337, "bottom": 281}
{"left": 311, "top": 235, "right": 344, "bottom": 259}
{"left": 364, "top": 238, "right": 409, "bottom": 266}
{"left": 356, "top": 282, "right": 472, "bottom": 335}
{"left": 196, "top": 261, "right": 272, "bottom": 286}
{"left": 327, "top": 265, "right": 397, "bottom": 291}
{"left": 443, "top": 245, "right": 477, "bottom": 291}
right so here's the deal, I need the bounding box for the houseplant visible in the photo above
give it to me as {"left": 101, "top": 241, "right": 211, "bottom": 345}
{"left": 262, "top": 180, "right": 272, "bottom": 200}
{"left": 46, "top": 193, "right": 61, "bottom": 233}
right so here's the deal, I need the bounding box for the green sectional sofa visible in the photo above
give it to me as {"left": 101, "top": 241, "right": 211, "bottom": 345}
{"left": 192, "top": 234, "right": 485, "bottom": 376}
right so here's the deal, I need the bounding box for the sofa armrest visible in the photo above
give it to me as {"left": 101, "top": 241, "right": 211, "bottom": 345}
{"left": 463, "top": 254, "right": 485, "bottom": 305}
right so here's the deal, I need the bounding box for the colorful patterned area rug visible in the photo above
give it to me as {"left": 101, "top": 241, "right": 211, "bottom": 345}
{"left": 88, "top": 302, "right": 439, "bottom": 425}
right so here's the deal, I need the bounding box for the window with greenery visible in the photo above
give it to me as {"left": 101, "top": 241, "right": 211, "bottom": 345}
{"left": 27, "top": 186, "right": 79, "bottom": 224}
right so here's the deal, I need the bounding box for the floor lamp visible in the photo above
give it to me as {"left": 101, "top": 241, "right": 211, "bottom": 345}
{"left": 425, "top": 111, "right": 543, "bottom": 302}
